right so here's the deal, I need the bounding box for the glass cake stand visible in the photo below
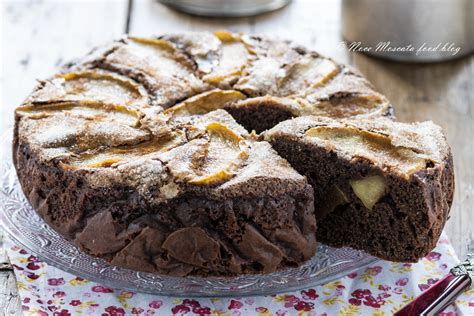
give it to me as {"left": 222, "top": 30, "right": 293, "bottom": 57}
{"left": 0, "top": 131, "right": 378, "bottom": 296}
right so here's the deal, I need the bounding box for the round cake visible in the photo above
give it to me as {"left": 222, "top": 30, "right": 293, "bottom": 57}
{"left": 13, "top": 32, "right": 454, "bottom": 276}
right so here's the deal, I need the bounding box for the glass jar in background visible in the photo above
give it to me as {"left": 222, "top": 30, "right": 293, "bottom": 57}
{"left": 341, "top": 0, "right": 473, "bottom": 62}
{"left": 158, "top": 0, "right": 291, "bottom": 17}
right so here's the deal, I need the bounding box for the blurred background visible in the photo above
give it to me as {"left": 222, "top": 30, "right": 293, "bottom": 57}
{"left": 1, "top": 0, "right": 473, "bottom": 272}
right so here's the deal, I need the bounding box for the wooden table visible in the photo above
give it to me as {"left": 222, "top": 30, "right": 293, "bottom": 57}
{"left": 1, "top": 0, "right": 472, "bottom": 314}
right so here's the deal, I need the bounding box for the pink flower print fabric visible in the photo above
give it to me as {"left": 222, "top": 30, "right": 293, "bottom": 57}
{"left": 5, "top": 232, "right": 474, "bottom": 315}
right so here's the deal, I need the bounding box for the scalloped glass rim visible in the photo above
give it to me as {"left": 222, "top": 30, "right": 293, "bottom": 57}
{"left": 0, "top": 130, "right": 378, "bottom": 296}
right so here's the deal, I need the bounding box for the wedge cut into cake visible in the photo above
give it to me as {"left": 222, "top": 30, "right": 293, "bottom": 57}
{"left": 264, "top": 116, "right": 454, "bottom": 262}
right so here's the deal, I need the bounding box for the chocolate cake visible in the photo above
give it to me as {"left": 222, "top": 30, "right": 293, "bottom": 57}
{"left": 264, "top": 117, "right": 454, "bottom": 262}
{"left": 13, "top": 31, "right": 454, "bottom": 276}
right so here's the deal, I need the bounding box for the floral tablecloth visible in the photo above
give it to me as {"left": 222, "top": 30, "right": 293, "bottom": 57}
{"left": 5, "top": 232, "right": 474, "bottom": 316}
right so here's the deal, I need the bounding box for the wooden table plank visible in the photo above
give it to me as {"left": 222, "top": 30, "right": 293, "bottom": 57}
{"left": 0, "top": 233, "right": 11, "bottom": 270}
{"left": 1, "top": 0, "right": 129, "bottom": 135}
{"left": 0, "top": 232, "right": 21, "bottom": 316}
{"left": 1, "top": 0, "right": 129, "bottom": 314}
{"left": 0, "top": 272, "right": 21, "bottom": 316}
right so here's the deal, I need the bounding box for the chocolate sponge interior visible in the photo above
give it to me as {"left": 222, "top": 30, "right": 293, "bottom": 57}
{"left": 225, "top": 103, "right": 295, "bottom": 134}
{"left": 267, "top": 128, "right": 450, "bottom": 262}
{"left": 81, "top": 191, "right": 316, "bottom": 276}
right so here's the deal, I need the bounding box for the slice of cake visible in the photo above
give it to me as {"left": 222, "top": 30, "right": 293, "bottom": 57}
{"left": 264, "top": 116, "right": 454, "bottom": 262}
